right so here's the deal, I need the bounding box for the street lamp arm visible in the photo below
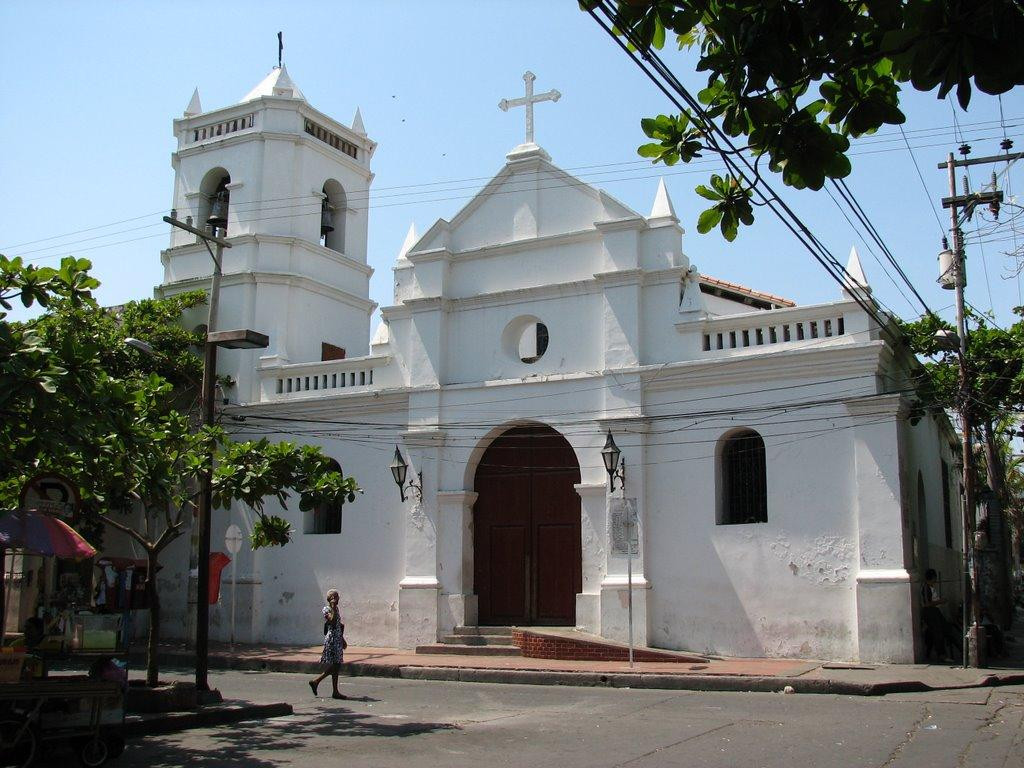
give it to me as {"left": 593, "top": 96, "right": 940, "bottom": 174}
{"left": 162, "top": 216, "right": 233, "bottom": 248}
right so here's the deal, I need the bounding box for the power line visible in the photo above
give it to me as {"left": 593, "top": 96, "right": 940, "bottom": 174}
{"left": 824, "top": 186, "right": 918, "bottom": 314}
{"left": 585, "top": 2, "right": 898, "bottom": 344}
{"left": 899, "top": 124, "right": 947, "bottom": 237}
{"left": 831, "top": 178, "right": 936, "bottom": 316}
{"left": 6, "top": 125, "right": 1021, "bottom": 261}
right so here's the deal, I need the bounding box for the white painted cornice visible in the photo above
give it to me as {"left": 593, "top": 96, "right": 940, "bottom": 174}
{"left": 261, "top": 354, "right": 391, "bottom": 375}
{"left": 594, "top": 216, "right": 646, "bottom": 233}
{"left": 401, "top": 428, "right": 448, "bottom": 447}
{"left": 573, "top": 482, "right": 607, "bottom": 498}
{"left": 389, "top": 266, "right": 681, "bottom": 312}
{"left": 160, "top": 271, "right": 377, "bottom": 313}
{"left": 436, "top": 490, "right": 479, "bottom": 506}
{"left": 379, "top": 304, "right": 411, "bottom": 321}
{"left": 641, "top": 266, "right": 689, "bottom": 286}
{"left": 226, "top": 388, "right": 409, "bottom": 416}
{"left": 674, "top": 298, "right": 864, "bottom": 333}
{"left": 406, "top": 247, "right": 453, "bottom": 265}
{"left": 429, "top": 227, "right": 602, "bottom": 263}
{"left": 843, "top": 391, "right": 909, "bottom": 419}
{"left": 174, "top": 130, "right": 373, "bottom": 181}
{"left": 594, "top": 268, "right": 644, "bottom": 288}
{"left": 404, "top": 296, "right": 452, "bottom": 312}
{"left": 642, "top": 340, "right": 889, "bottom": 392}
{"left": 296, "top": 101, "right": 377, "bottom": 154}
{"left": 596, "top": 415, "right": 651, "bottom": 433}
{"left": 161, "top": 234, "right": 374, "bottom": 277}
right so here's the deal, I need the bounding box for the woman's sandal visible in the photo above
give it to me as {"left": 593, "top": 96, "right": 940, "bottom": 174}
{"left": 332, "top": 692, "right": 349, "bottom": 700}
{"left": 309, "top": 680, "right": 319, "bottom": 696}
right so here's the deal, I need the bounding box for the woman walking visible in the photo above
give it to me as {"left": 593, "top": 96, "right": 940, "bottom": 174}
{"left": 309, "top": 589, "right": 347, "bottom": 699}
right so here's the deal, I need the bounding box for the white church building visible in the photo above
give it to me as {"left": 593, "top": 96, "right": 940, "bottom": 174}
{"left": 152, "top": 66, "right": 964, "bottom": 663}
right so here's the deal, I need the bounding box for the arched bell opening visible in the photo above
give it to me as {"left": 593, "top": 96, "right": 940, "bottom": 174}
{"left": 198, "top": 168, "right": 231, "bottom": 238}
{"left": 321, "top": 179, "right": 347, "bottom": 252}
{"left": 472, "top": 424, "right": 582, "bottom": 626}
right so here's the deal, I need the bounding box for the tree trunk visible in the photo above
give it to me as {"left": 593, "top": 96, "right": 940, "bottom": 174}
{"left": 981, "top": 421, "right": 1013, "bottom": 629}
{"left": 145, "top": 548, "right": 161, "bottom": 687}
{"left": 0, "top": 546, "right": 6, "bottom": 642}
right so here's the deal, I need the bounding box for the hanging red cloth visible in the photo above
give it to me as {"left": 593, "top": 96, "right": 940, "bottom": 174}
{"left": 208, "top": 552, "right": 231, "bottom": 605}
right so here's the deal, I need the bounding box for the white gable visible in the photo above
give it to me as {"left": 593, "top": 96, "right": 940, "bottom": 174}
{"left": 414, "top": 148, "right": 639, "bottom": 255}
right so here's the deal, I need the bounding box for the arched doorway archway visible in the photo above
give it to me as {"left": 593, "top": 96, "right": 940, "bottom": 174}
{"left": 473, "top": 425, "right": 581, "bottom": 626}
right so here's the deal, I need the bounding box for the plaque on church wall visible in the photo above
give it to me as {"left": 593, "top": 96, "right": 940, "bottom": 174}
{"left": 609, "top": 498, "right": 639, "bottom": 557}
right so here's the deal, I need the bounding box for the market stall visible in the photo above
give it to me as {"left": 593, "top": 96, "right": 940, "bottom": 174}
{"left": 0, "top": 507, "right": 126, "bottom": 766}
{"left": 1, "top": 508, "right": 97, "bottom": 649}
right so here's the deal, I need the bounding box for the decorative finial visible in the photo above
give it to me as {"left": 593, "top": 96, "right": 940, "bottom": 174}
{"left": 278, "top": 31, "right": 283, "bottom": 69}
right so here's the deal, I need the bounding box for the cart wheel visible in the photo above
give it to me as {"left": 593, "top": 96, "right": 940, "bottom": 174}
{"left": 0, "top": 717, "right": 37, "bottom": 768}
{"left": 104, "top": 733, "right": 125, "bottom": 759}
{"left": 77, "top": 735, "right": 109, "bottom": 767}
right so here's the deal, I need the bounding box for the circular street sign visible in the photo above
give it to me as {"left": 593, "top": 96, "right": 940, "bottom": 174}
{"left": 20, "top": 473, "right": 81, "bottom": 518}
{"left": 224, "top": 524, "right": 244, "bottom": 555}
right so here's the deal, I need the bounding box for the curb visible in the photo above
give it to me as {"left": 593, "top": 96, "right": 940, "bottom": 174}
{"left": 152, "top": 650, "right": 1024, "bottom": 697}
{"left": 124, "top": 702, "right": 293, "bottom": 737}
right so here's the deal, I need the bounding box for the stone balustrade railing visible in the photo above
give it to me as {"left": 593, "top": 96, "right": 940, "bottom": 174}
{"left": 259, "top": 355, "right": 393, "bottom": 401}
{"left": 694, "top": 302, "right": 869, "bottom": 357}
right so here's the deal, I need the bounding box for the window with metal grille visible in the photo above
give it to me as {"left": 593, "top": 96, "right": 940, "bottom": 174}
{"left": 720, "top": 430, "right": 767, "bottom": 524}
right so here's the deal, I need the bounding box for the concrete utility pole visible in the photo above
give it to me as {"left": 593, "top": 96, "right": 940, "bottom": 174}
{"left": 163, "top": 215, "right": 229, "bottom": 692}
{"left": 937, "top": 148, "right": 1021, "bottom": 667}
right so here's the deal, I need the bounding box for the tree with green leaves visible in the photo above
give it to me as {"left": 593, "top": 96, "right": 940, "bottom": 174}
{"left": 582, "top": 1, "right": 1024, "bottom": 240}
{"left": 1, "top": 254, "right": 359, "bottom": 685}
{"left": 902, "top": 308, "right": 1024, "bottom": 625}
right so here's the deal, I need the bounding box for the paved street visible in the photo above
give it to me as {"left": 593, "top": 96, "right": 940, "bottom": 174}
{"left": 47, "top": 669, "right": 1024, "bottom": 767}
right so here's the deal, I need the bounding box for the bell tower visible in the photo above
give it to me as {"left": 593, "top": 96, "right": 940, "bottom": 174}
{"left": 158, "top": 66, "right": 377, "bottom": 403}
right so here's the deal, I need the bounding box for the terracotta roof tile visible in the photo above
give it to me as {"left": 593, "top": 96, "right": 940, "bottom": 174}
{"left": 699, "top": 274, "right": 795, "bottom": 307}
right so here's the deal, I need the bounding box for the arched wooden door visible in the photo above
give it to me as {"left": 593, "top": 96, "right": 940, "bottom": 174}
{"left": 474, "top": 425, "right": 582, "bottom": 626}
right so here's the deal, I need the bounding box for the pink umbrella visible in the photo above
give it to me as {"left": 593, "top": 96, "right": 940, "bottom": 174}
{"left": 0, "top": 509, "right": 96, "bottom": 559}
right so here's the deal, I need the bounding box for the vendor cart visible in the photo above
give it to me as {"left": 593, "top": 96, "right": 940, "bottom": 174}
{"left": 0, "top": 675, "right": 125, "bottom": 767}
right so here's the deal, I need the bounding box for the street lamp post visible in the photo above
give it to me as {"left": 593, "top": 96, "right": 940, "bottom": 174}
{"left": 162, "top": 215, "right": 268, "bottom": 692}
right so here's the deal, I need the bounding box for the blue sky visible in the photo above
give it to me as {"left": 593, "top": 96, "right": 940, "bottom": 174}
{"left": 2, "top": 1, "right": 1023, "bottom": 329}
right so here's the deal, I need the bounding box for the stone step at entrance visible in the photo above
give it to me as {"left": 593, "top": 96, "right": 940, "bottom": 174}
{"left": 415, "top": 626, "right": 521, "bottom": 657}
{"left": 454, "top": 625, "right": 514, "bottom": 636}
{"left": 439, "top": 634, "right": 513, "bottom": 646}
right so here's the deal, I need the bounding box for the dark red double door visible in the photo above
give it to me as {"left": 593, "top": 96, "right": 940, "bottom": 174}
{"left": 474, "top": 426, "right": 582, "bottom": 626}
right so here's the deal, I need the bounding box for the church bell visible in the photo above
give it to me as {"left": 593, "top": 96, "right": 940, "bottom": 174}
{"left": 320, "top": 198, "right": 335, "bottom": 235}
{"left": 207, "top": 188, "right": 229, "bottom": 231}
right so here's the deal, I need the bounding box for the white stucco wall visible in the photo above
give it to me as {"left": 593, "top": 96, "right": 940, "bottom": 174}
{"left": 151, "top": 81, "right": 962, "bottom": 662}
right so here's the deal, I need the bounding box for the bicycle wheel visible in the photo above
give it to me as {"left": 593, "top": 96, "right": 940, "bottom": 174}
{"left": 0, "top": 717, "right": 37, "bottom": 768}
{"left": 77, "top": 735, "right": 109, "bottom": 768}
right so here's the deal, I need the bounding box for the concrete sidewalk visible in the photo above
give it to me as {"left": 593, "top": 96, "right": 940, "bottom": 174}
{"left": 146, "top": 640, "right": 1024, "bottom": 697}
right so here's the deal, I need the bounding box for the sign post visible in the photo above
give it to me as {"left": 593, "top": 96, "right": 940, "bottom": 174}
{"left": 224, "top": 524, "right": 243, "bottom": 647}
{"left": 610, "top": 498, "right": 639, "bottom": 668}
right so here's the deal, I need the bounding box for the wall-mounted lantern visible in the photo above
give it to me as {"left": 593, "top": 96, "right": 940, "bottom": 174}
{"left": 601, "top": 430, "right": 626, "bottom": 493}
{"left": 390, "top": 445, "right": 423, "bottom": 503}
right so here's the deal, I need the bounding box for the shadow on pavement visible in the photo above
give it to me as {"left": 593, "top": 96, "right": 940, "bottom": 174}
{"left": 35, "top": 707, "right": 462, "bottom": 767}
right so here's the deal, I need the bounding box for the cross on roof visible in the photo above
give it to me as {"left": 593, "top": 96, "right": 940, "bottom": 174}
{"left": 498, "top": 71, "right": 561, "bottom": 146}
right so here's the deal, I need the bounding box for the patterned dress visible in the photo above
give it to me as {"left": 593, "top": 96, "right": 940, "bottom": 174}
{"left": 320, "top": 605, "right": 344, "bottom": 666}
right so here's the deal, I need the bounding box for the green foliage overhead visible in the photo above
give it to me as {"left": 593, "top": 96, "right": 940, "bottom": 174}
{"left": 900, "top": 307, "right": 1024, "bottom": 426}
{"left": 582, "top": 1, "right": 1024, "bottom": 239}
